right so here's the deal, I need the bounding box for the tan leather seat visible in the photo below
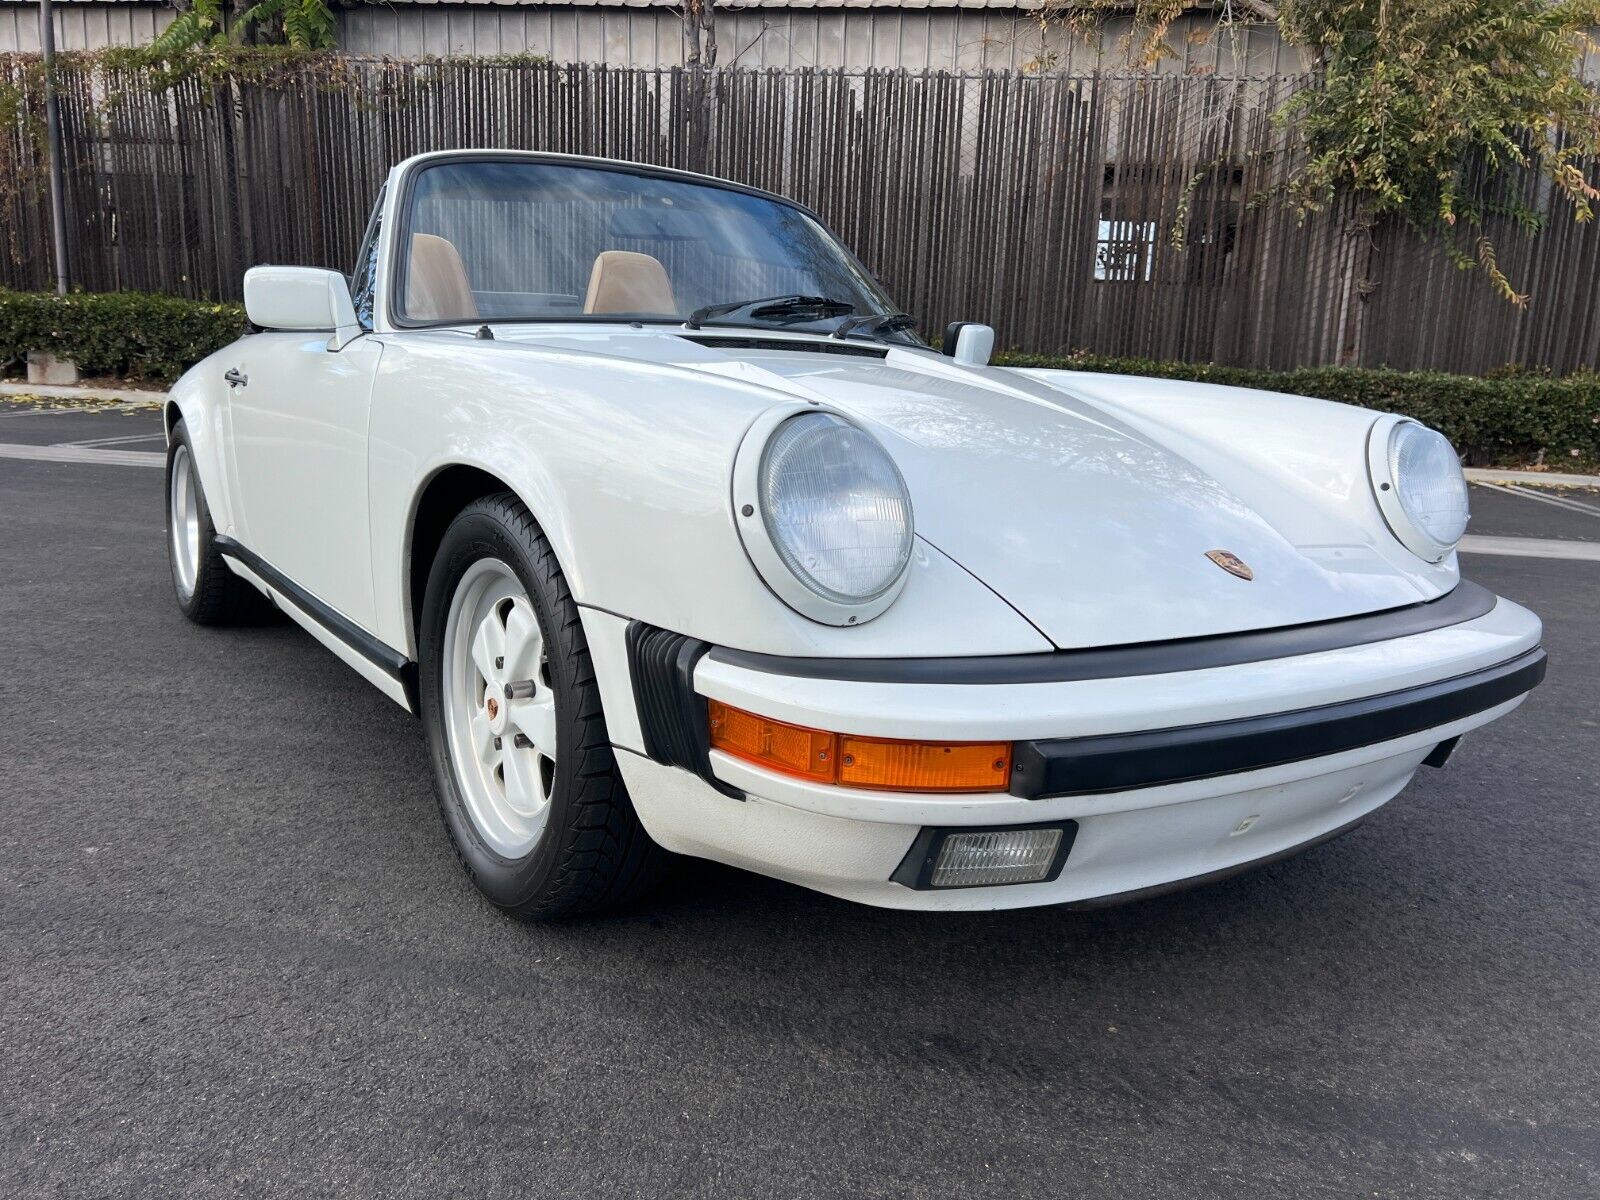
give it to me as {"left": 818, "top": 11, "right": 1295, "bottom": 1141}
{"left": 583, "top": 251, "right": 677, "bottom": 316}
{"left": 407, "top": 233, "right": 477, "bottom": 322}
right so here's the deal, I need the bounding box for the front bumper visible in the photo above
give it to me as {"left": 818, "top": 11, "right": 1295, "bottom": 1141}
{"left": 611, "top": 585, "right": 1544, "bottom": 911}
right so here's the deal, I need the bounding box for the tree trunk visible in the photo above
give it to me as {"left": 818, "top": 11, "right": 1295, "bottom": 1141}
{"left": 683, "top": 1, "right": 718, "bottom": 68}
{"left": 682, "top": 2, "right": 717, "bottom": 174}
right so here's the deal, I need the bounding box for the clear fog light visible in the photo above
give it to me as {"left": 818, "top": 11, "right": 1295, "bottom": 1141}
{"left": 929, "top": 828, "right": 1064, "bottom": 888}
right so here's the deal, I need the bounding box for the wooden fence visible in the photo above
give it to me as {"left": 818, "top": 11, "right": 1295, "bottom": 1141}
{"left": 2, "top": 55, "right": 1598, "bottom": 373}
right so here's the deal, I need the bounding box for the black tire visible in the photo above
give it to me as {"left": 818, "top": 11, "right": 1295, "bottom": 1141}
{"left": 166, "top": 420, "right": 275, "bottom": 626}
{"left": 419, "top": 492, "right": 670, "bottom": 918}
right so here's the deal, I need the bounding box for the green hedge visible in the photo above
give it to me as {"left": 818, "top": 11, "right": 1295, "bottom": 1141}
{"left": 998, "top": 351, "right": 1600, "bottom": 469}
{"left": 1, "top": 291, "right": 1595, "bottom": 467}
{"left": 0, "top": 290, "right": 245, "bottom": 384}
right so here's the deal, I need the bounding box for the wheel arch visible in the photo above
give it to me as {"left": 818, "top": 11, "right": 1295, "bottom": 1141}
{"left": 401, "top": 461, "right": 575, "bottom": 659}
{"left": 162, "top": 371, "right": 239, "bottom": 536}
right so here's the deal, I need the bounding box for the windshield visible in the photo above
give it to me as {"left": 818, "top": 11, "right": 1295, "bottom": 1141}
{"left": 393, "top": 159, "right": 910, "bottom": 339}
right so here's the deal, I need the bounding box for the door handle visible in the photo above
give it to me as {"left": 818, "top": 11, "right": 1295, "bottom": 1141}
{"left": 224, "top": 368, "right": 248, "bottom": 388}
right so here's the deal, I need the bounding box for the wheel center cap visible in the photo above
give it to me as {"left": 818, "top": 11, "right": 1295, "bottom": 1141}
{"left": 485, "top": 693, "right": 507, "bottom": 734}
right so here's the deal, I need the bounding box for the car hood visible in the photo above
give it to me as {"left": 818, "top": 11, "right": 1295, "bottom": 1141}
{"left": 490, "top": 330, "right": 1443, "bottom": 649}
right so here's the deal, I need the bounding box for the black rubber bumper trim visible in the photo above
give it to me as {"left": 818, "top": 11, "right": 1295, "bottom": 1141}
{"left": 706, "top": 581, "right": 1498, "bottom": 686}
{"left": 214, "top": 535, "right": 419, "bottom": 710}
{"left": 626, "top": 622, "right": 743, "bottom": 800}
{"left": 1010, "top": 647, "right": 1546, "bottom": 799}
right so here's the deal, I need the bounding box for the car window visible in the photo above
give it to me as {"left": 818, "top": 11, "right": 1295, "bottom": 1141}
{"left": 392, "top": 160, "right": 902, "bottom": 336}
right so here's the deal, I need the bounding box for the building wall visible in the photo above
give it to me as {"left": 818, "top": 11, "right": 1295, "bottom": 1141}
{"left": 0, "top": 2, "right": 172, "bottom": 52}
{"left": 0, "top": 2, "right": 1306, "bottom": 75}
{"left": 337, "top": 7, "right": 1308, "bottom": 74}
{"left": 2, "top": 2, "right": 1594, "bottom": 81}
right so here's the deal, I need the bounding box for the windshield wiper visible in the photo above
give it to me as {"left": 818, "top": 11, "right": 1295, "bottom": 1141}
{"left": 686, "top": 294, "right": 855, "bottom": 330}
{"left": 832, "top": 312, "right": 917, "bottom": 342}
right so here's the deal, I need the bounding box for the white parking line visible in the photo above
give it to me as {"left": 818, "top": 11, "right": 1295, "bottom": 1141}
{"left": 1459, "top": 535, "right": 1600, "bottom": 562}
{"left": 1474, "top": 480, "right": 1600, "bottom": 518}
{"left": 0, "top": 442, "right": 164, "bottom": 468}
{"left": 61, "top": 432, "right": 168, "bottom": 448}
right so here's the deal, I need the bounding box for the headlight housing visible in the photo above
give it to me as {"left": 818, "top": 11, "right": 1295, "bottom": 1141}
{"left": 1367, "top": 416, "right": 1469, "bottom": 562}
{"left": 733, "top": 407, "right": 914, "bottom": 625}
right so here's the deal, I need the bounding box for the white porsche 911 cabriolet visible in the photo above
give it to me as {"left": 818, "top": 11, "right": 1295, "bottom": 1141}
{"left": 164, "top": 150, "right": 1544, "bottom": 916}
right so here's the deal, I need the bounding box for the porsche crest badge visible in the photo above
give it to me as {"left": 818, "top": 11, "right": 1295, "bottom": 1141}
{"left": 1205, "top": 549, "right": 1253, "bottom": 581}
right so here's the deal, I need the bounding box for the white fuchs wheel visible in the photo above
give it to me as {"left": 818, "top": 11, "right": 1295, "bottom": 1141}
{"left": 440, "top": 558, "right": 559, "bottom": 859}
{"left": 418, "top": 492, "right": 670, "bottom": 918}
{"left": 169, "top": 442, "right": 202, "bottom": 602}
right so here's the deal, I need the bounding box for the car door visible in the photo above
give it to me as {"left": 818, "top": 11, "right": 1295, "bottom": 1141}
{"left": 221, "top": 332, "right": 384, "bottom": 634}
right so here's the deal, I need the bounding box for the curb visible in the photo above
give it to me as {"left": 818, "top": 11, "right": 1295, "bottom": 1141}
{"left": 0, "top": 381, "right": 169, "bottom": 404}
{"left": 1464, "top": 467, "right": 1600, "bottom": 489}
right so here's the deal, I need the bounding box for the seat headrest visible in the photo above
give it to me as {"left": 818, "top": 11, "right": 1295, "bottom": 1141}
{"left": 407, "top": 233, "right": 478, "bottom": 322}
{"left": 583, "top": 251, "right": 677, "bottom": 316}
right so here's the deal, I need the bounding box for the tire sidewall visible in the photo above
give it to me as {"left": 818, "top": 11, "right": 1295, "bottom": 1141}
{"left": 419, "top": 505, "right": 579, "bottom": 908}
{"left": 165, "top": 423, "right": 211, "bottom": 621}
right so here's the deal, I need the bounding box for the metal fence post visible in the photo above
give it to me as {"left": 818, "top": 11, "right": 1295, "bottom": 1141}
{"left": 39, "top": 0, "right": 70, "bottom": 295}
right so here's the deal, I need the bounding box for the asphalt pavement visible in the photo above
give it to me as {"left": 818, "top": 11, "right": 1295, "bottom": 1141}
{"left": 2, "top": 402, "right": 1597, "bottom": 1198}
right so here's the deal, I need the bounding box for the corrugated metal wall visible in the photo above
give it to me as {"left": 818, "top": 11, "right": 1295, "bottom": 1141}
{"left": 340, "top": 7, "right": 1307, "bottom": 73}
{"left": 0, "top": 2, "right": 1305, "bottom": 73}
{"left": 0, "top": 2, "right": 172, "bottom": 52}
{"left": 4, "top": 3, "right": 1598, "bottom": 80}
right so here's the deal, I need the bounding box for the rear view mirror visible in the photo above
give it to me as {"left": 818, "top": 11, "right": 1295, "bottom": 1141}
{"left": 941, "top": 321, "right": 994, "bottom": 367}
{"left": 244, "top": 266, "right": 361, "bottom": 350}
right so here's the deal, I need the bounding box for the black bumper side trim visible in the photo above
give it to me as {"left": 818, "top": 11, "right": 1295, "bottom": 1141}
{"left": 1010, "top": 647, "right": 1546, "bottom": 799}
{"left": 214, "top": 535, "right": 418, "bottom": 710}
{"left": 626, "top": 622, "right": 743, "bottom": 800}
{"left": 707, "top": 581, "right": 1498, "bottom": 686}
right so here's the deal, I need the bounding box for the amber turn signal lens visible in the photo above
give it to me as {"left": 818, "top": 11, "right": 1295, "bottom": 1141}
{"left": 706, "top": 700, "right": 1010, "bottom": 793}
{"left": 706, "top": 699, "right": 836, "bottom": 783}
{"left": 838, "top": 735, "right": 1011, "bottom": 792}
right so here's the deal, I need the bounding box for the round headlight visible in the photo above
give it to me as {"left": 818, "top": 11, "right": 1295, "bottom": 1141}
{"left": 1369, "top": 418, "right": 1469, "bottom": 562}
{"left": 734, "top": 409, "right": 914, "bottom": 624}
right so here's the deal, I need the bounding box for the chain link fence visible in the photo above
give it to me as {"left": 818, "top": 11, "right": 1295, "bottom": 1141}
{"left": 2, "top": 55, "right": 1597, "bottom": 373}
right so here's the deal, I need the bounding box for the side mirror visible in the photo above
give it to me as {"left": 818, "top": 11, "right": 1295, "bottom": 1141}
{"left": 941, "top": 321, "right": 994, "bottom": 367}
{"left": 244, "top": 266, "right": 361, "bottom": 350}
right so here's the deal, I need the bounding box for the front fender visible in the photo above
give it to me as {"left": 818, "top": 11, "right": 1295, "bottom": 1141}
{"left": 166, "top": 343, "right": 248, "bottom": 537}
{"left": 367, "top": 336, "right": 1050, "bottom": 660}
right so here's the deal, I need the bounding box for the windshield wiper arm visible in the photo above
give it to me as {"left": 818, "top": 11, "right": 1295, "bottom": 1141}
{"left": 832, "top": 312, "right": 917, "bottom": 342}
{"left": 686, "top": 294, "right": 855, "bottom": 330}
